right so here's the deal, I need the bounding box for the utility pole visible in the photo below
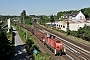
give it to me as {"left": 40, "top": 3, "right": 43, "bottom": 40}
{"left": 23, "top": 14, "right": 24, "bottom": 24}
{"left": 25, "top": 26, "right": 27, "bottom": 41}
{"left": 67, "top": 16, "right": 70, "bottom": 35}
{"left": 0, "top": 13, "right": 2, "bottom": 20}
{"left": 0, "top": 13, "right": 1, "bottom": 30}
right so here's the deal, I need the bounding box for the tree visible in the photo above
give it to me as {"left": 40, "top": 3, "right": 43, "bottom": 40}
{"left": 40, "top": 16, "right": 44, "bottom": 20}
{"left": 57, "top": 11, "right": 64, "bottom": 19}
{"left": 29, "top": 15, "right": 32, "bottom": 25}
{"left": 20, "top": 10, "right": 26, "bottom": 24}
{"left": 38, "top": 16, "right": 44, "bottom": 25}
{"left": 50, "top": 15, "right": 55, "bottom": 23}
{"left": 81, "top": 7, "right": 90, "bottom": 19}
{"left": 0, "top": 28, "right": 11, "bottom": 59}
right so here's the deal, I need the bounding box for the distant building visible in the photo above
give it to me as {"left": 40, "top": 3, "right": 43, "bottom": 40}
{"left": 46, "top": 22, "right": 56, "bottom": 27}
{"left": 31, "top": 17, "right": 40, "bottom": 22}
{"left": 13, "top": 17, "right": 20, "bottom": 22}
{"left": 56, "top": 21, "right": 90, "bottom": 31}
{"left": 61, "top": 11, "right": 86, "bottom": 22}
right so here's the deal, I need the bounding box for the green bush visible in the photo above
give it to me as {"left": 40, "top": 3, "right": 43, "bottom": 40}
{"left": 70, "top": 31, "right": 79, "bottom": 37}
{"left": 0, "top": 28, "right": 13, "bottom": 59}
{"left": 33, "top": 52, "right": 51, "bottom": 60}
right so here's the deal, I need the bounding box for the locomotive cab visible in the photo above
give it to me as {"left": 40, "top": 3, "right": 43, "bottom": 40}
{"left": 54, "top": 41, "right": 66, "bottom": 56}
{"left": 46, "top": 33, "right": 50, "bottom": 38}
{"left": 56, "top": 41, "right": 63, "bottom": 50}
{"left": 43, "top": 33, "right": 66, "bottom": 56}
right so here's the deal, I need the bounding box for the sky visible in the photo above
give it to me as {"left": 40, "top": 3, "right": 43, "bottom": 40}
{"left": 0, "top": 0, "right": 90, "bottom": 16}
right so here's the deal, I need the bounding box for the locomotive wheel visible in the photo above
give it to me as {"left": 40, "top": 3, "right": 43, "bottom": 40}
{"left": 44, "top": 42, "right": 45, "bottom": 45}
{"left": 59, "top": 50, "right": 62, "bottom": 56}
{"left": 55, "top": 54, "right": 57, "bottom": 56}
{"left": 51, "top": 49, "right": 54, "bottom": 53}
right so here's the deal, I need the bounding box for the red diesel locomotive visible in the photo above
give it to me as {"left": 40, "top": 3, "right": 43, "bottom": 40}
{"left": 34, "top": 29, "right": 66, "bottom": 56}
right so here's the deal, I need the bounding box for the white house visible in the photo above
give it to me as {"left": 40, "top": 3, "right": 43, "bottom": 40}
{"left": 72, "top": 11, "right": 86, "bottom": 21}
{"left": 61, "top": 11, "right": 86, "bottom": 21}
{"left": 56, "top": 21, "right": 90, "bottom": 31}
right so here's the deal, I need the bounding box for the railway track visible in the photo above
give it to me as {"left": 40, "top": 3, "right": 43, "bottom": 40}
{"left": 32, "top": 22, "right": 90, "bottom": 60}
{"left": 17, "top": 23, "right": 70, "bottom": 60}
{"left": 34, "top": 32, "right": 71, "bottom": 60}
{"left": 17, "top": 22, "right": 90, "bottom": 60}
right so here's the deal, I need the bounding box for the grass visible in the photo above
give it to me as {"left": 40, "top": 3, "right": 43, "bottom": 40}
{"left": 14, "top": 25, "right": 26, "bottom": 43}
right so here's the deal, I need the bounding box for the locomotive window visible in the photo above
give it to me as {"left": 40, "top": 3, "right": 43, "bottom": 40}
{"left": 56, "top": 41, "right": 60, "bottom": 43}
{"left": 53, "top": 36, "right": 55, "bottom": 38}
{"left": 57, "top": 24, "right": 58, "bottom": 26}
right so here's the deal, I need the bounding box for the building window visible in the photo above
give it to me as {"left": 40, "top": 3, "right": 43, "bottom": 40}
{"left": 61, "top": 25, "right": 62, "bottom": 27}
{"left": 59, "top": 25, "right": 60, "bottom": 27}
{"left": 80, "top": 16, "right": 82, "bottom": 20}
{"left": 63, "top": 26, "right": 65, "bottom": 28}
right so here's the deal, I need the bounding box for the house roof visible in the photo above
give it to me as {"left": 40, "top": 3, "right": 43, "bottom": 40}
{"left": 62, "top": 11, "right": 80, "bottom": 17}
{"left": 70, "top": 11, "right": 79, "bottom": 17}
{"left": 62, "top": 14, "right": 70, "bottom": 17}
